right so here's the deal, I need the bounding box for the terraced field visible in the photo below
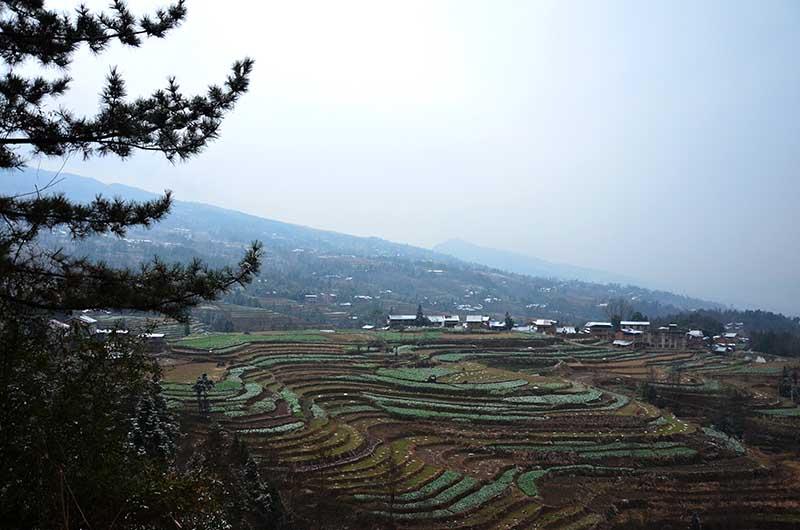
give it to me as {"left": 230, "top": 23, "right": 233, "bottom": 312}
{"left": 162, "top": 334, "right": 800, "bottom": 529}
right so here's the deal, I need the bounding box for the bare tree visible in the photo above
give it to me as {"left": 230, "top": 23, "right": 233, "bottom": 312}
{"left": 604, "top": 297, "right": 633, "bottom": 322}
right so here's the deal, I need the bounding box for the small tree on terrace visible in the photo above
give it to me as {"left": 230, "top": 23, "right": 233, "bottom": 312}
{"left": 0, "top": 1, "right": 262, "bottom": 527}
{"left": 504, "top": 311, "right": 514, "bottom": 330}
{"left": 385, "top": 446, "right": 404, "bottom": 529}
{"left": 415, "top": 303, "right": 429, "bottom": 327}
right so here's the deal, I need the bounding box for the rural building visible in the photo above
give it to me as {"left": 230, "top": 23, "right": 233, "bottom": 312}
{"left": 93, "top": 328, "right": 130, "bottom": 340}
{"left": 143, "top": 333, "right": 167, "bottom": 353}
{"left": 654, "top": 324, "right": 687, "bottom": 349}
{"left": 387, "top": 315, "right": 417, "bottom": 329}
{"left": 584, "top": 322, "right": 614, "bottom": 338}
{"left": 714, "top": 332, "right": 740, "bottom": 350}
{"left": 531, "top": 319, "right": 558, "bottom": 335}
{"left": 428, "top": 315, "right": 446, "bottom": 327}
{"left": 427, "top": 315, "right": 461, "bottom": 328}
{"left": 557, "top": 326, "right": 577, "bottom": 335}
{"left": 620, "top": 320, "right": 650, "bottom": 332}
{"left": 713, "top": 344, "right": 731, "bottom": 354}
{"left": 443, "top": 315, "right": 460, "bottom": 328}
{"left": 615, "top": 328, "right": 645, "bottom": 346}
{"left": 70, "top": 314, "right": 98, "bottom": 333}
{"left": 725, "top": 322, "right": 745, "bottom": 332}
{"left": 489, "top": 320, "right": 507, "bottom": 330}
{"left": 686, "top": 329, "right": 706, "bottom": 348}
{"left": 465, "top": 315, "right": 490, "bottom": 330}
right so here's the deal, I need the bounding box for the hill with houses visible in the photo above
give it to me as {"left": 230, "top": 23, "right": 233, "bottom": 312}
{"left": 2, "top": 169, "right": 725, "bottom": 331}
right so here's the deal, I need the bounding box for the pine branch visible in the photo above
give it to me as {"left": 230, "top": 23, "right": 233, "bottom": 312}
{"left": 0, "top": 241, "right": 263, "bottom": 320}
{"left": 0, "top": 191, "right": 173, "bottom": 237}
{"left": 0, "top": 58, "right": 254, "bottom": 167}
{"left": 0, "top": 1, "right": 187, "bottom": 66}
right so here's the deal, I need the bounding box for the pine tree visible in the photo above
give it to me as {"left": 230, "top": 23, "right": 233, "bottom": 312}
{"left": 0, "top": 2, "right": 262, "bottom": 527}
{"left": 0, "top": 0, "right": 261, "bottom": 319}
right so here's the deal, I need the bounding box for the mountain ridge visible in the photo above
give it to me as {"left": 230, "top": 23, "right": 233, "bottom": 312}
{"left": 433, "top": 238, "right": 641, "bottom": 286}
{"left": 2, "top": 168, "right": 724, "bottom": 326}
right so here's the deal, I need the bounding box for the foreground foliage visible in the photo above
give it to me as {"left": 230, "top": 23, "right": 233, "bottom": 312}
{"left": 0, "top": 2, "right": 270, "bottom": 528}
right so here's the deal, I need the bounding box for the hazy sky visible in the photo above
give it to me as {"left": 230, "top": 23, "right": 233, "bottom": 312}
{"left": 34, "top": 1, "right": 800, "bottom": 315}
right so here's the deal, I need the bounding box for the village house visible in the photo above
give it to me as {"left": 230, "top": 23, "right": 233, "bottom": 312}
{"left": 724, "top": 321, "right": 745, "bottom": 332}
{"left": 69, "top": 314, "right": 98, "bottom": 334}
{"left": 387, "top": 315, "right": 417, "bottom": 329}
{"left": 620, "top": 320, "right": 650, "bottom": 332}
{"left": 557, "top": 326, "right": 577, "bottom": 335}
{"left": 531, "top": 319, "right": 558, "bottom": 335}
{"left": 654, "top": 324, "right": 687, "bottom": 349}
{"left": 584, "top": 322, "right": 614, "bottom": 338}
{"left": 465, "top": 315, "right": 490, "bottom": 330}
{"left": 686, "top": 329, "right": 706, "bottom": 348}
{"left": 713, "top": 332, "right": 739, "bottom": 351}
{"left": 93, "top": 328, "right": 130, "bottom": 337}
{"left": 428, "top": 315, "right": 446, "bottom": 327}
{"left": 443, "top": 315, "right": 461, "bottom": 328}
{"left": 615, "top": 328, "right": 646, "bottom": 347}
{"left": 143, "top": 333, "right": 168, "bottom": 353}
{"left": 427, "top": 315, "right": 461, "bottom": 328}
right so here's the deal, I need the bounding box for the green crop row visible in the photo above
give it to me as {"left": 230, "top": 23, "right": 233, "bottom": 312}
{"left": 279, "top": 387, "right": 304, "bottom": 418}
{"left": 503, "top": 388, "right": 602, "bottom": 406}
{"left": 518, "top": 465, "right": 635, "bottom": 497}
{"left": 251, "top": 354, "right": 364, "bottom": 368}
{"left": 329, "top": 404, "right": 381, "bottom": 417}
{"left": 354, "top": 470, "right": 461, "bottom": 502}
{"left": 372, "top": 468, "right": 517, "bottom": 520}
{"left": 336, "top": 373, "right": 527, "bottom": 394}
{"left": 236, "top": 421, "right": 305, "bottom": 435}
{"left": 492, "top": 440, "right": 683, "bottom": 454}
{"left": 224, "top": 396, "right": 277, "bottom": 417}
{"left": 755, "top": 407, "right": 800, "bottom": 417}
{"left": 392, "top": 475, "right": 477, "bottom": 511}
{"left": 376, "top": 366, "right": 456, "bottom": 382}
{"left": 226, "top": 382, "right": 263, "bottom": 402}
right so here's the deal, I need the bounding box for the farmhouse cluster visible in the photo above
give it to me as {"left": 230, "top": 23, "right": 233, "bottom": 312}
{"left": 48, "top": 313, "right": 168, "bottom": 352}
{"left": 387, "top": 313, "right": 750, "bottom": 353}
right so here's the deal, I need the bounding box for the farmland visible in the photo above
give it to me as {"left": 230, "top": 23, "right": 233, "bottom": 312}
{"left": 162, "top": 331, "right": 800, "bottom": 529}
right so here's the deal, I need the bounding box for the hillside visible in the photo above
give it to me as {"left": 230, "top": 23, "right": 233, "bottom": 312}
{"left": 2, "top": 169, "right": 723, "bottom": 329}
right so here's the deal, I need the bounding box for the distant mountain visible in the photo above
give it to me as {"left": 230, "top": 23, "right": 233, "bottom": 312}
{"left": 434, "top": 239, "right": 638, "bottom": 285}
{"left": 2, "top": 168, "right": 724, "bottom": 328}
{"left": 1, "top": 168, "right": 442, "bottom": 261}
